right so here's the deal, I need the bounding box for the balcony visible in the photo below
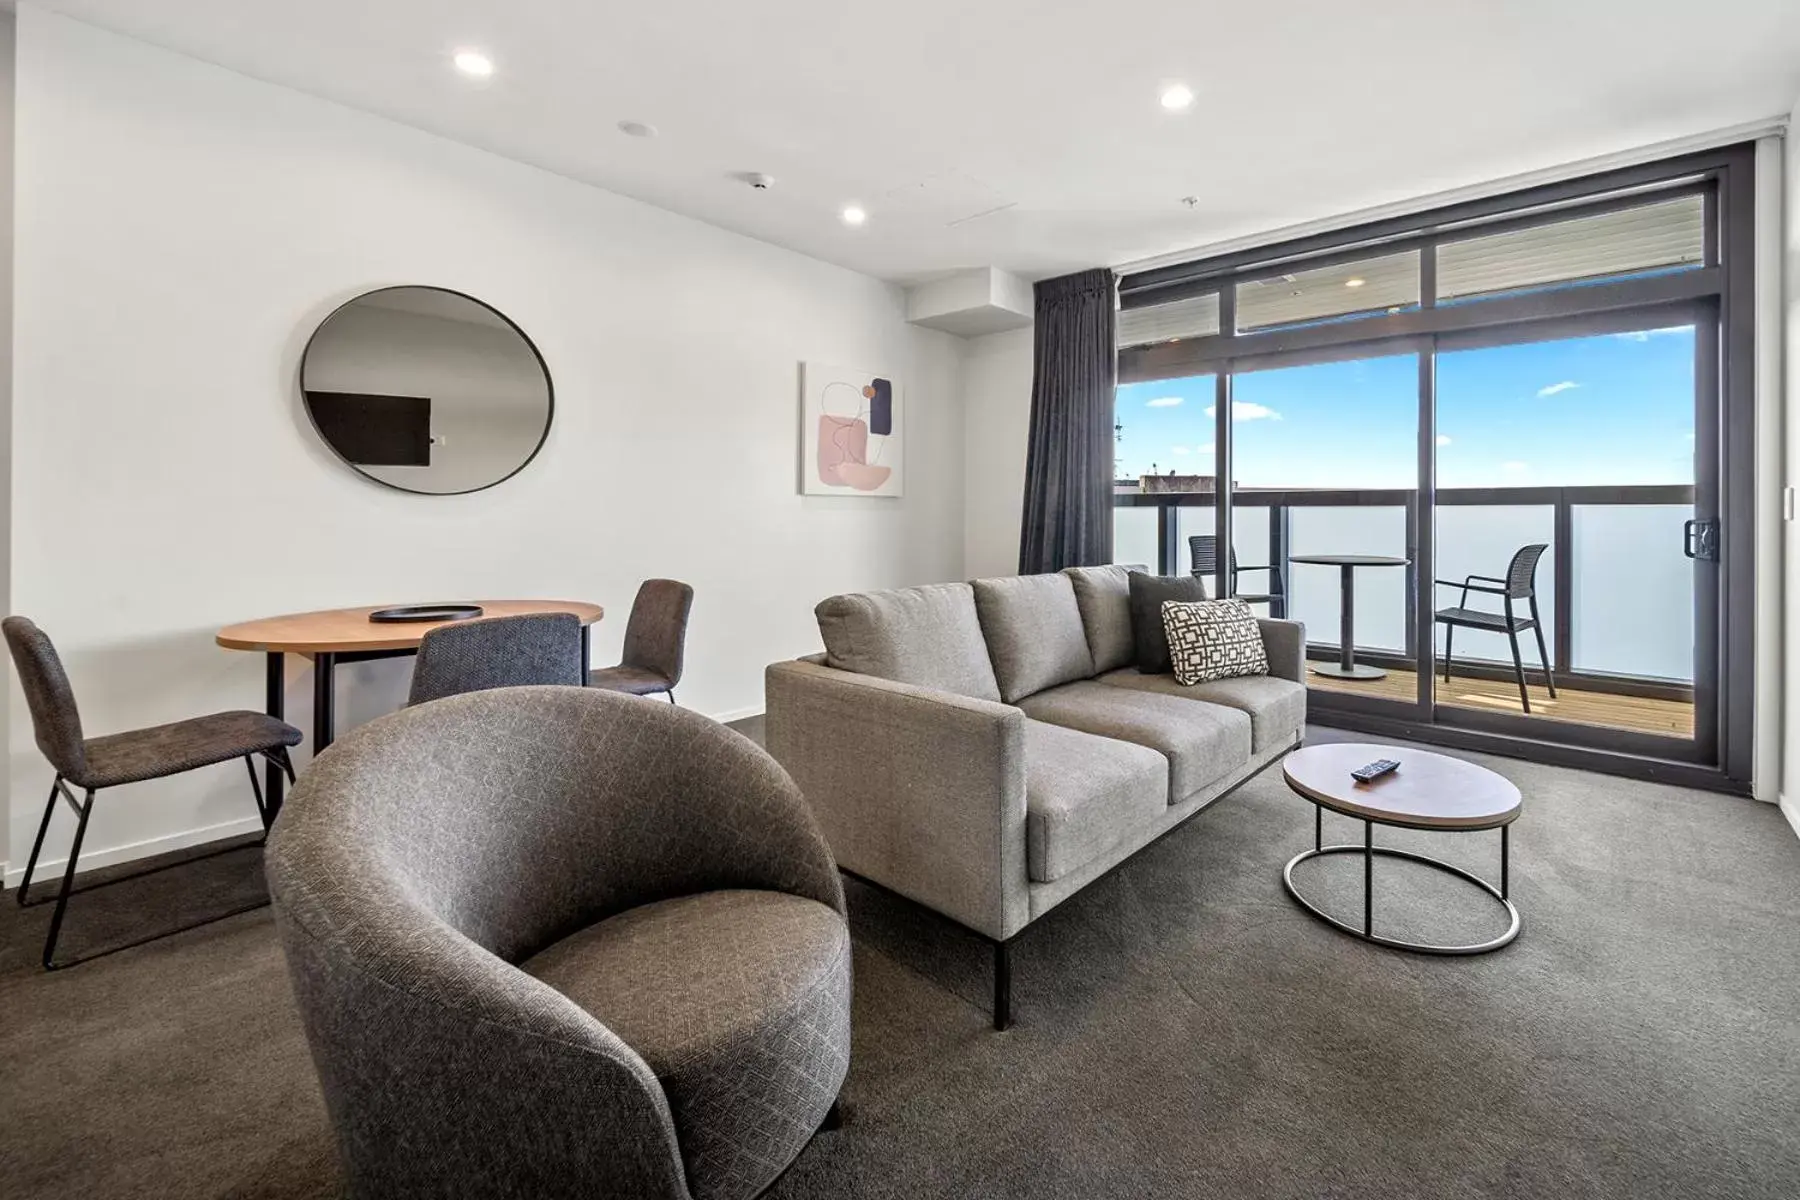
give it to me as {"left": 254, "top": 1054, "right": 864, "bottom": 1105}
{"left": 1115, "top": 485, "right": 1696, "bottom": 740}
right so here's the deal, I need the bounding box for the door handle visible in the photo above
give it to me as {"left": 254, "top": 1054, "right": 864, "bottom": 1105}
{"left": 1684, "top": 518, "right": 1720, "bottom": 562}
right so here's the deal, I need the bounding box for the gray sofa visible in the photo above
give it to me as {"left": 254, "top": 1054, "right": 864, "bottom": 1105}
{"left": 765, "top": 565, "right": 1305, "bottom": 1029}
{"left": 267, "top": 687, "right": 851, "bottom": 1200}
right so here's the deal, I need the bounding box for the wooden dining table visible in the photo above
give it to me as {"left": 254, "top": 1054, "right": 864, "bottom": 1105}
{"left": 217, "top": 599, "right": 604, "bottom": 816}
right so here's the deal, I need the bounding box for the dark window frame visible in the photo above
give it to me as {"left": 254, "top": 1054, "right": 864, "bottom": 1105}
{"left": 1113, "top": 143, "right": 1756, "bottom": 792}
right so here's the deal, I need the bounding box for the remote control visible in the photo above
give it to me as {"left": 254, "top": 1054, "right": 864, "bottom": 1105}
{"left": 1351, "top": 758, "right": 1400, "bottom": 784}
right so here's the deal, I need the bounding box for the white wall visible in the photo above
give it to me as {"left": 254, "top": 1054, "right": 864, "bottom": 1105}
{"left": 1782, "top": 113, "right": 1800, "bottom": 838}
{"left": 7, "top": 10, "right": 968, "bottom": 880}
{"left": 0, "top": 12, "right": 13, "bottom": 875}
{"left": 962, "top": 327, "right": 1033, "bottom": 579}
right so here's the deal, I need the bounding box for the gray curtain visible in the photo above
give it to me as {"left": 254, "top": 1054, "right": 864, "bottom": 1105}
{"left": 1018, "top": 268, "right": 1117, "bottom": 574}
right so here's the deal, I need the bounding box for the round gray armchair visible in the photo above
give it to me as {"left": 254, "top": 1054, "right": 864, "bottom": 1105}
{"left": 267, "top": 687, "right": 851, "bottom": 1200}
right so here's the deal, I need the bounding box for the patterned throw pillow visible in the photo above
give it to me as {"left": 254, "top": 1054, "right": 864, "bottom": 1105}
{"left": 1162, "top": 599, "right": 1269, "bottom": 685}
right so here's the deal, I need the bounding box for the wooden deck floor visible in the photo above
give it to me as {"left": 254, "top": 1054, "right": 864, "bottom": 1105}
{"left": 1306, "top": 663, "right": 1695, "bottom": 738}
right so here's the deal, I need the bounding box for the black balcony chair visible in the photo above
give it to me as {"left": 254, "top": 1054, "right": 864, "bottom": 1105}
{"left": 1434, "top": 543, "right": 1556, "bottom": 714}
{"left": 1188, "top": 535, "right": 1285, "bottom": 617}
{"left": 3, "top": 616, "right": 302, "bottom": 969}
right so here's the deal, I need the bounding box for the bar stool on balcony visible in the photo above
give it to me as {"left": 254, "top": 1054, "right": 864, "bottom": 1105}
{"left": 1434, "top": 543, "right": 1556, "bottom": 714}
{"left": 1188, "top": 535, "right": 1286, "bottom": 617}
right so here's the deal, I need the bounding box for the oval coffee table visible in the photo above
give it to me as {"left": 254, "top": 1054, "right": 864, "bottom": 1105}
{"left": 1281, "top": 742, "right": 1521, "bottom": 954}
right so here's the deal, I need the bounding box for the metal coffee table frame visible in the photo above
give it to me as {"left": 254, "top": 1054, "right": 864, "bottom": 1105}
{"left": 1282, "top": 802, "right": 1521, "bottom": 955}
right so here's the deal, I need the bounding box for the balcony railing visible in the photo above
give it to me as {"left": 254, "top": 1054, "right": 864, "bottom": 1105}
{"left": 1115, "top": 484, "right": 1696, "bottom": 700}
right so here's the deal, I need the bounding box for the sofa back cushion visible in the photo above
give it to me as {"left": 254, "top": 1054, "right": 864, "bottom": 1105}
{"left": 971, "top": 574, "right": 1096, "bottom": 703}
{"left": 1062, "top": 564, "right": 1143, "bottom": 674}
{"left": 816, "top": 583, "right": 1003, "bottom": 702}
{"left": 1127, "top": 572, "right": 1211, "bottom": 674}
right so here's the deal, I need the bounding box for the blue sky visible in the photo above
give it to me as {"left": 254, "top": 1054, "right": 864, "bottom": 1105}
{"left": 1116, "top": 326, "right": 1696, "bottom": 489}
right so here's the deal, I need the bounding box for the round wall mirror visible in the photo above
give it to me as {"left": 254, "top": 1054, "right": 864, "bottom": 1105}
{"left": 300, "top": 286, "right": 553, "bottom": 495}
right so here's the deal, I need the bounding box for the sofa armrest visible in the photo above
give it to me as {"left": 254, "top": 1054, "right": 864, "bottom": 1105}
{"left": 1258, "top": 618, "right": 1306, "bottom": 683}
{"left": 764, "top": 659, "right": 1029, "bottom": 941}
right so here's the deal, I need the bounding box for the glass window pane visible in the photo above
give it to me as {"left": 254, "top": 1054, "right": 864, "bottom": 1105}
{"left": 1113, "top": 374, "right": 1216, "bottom": 489}
{"left": 1118, "top": 293, "right": 1220, "bottom": 349}
{"left": 1570, "top": 504, "right": 1694, "bottom": 682}
{"left": 1437, "top": 194, "right": 1704, "bottom": 304}
{"left": 1112, "top": 507, "right": 1159, "bottom": 569}
{"left": 1235, "top": 250, "right": 1419, "bottom": 333}
{"left": 1288, "top": 506, "right": 1411, "bottom": 653}
{"left": 1432, "top": 504, "right": 1557, "bottom": 665}
{"left": 1231, "top": 354, "right": 1419, "bottom": 489}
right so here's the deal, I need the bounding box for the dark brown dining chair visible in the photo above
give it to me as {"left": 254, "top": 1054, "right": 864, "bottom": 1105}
{"left": 1434, "top": 543, "right": 1556, "bottom": 714}
{"left": 589, "top": 579, "right": 693, "bottom": 704}
{"left": 407, "top": 613, "right": 585, "bottom": 706}
{"left": 1189, "top": 534, "right": 1285, "bottom": 616}
{"left": 3, "top": 616, "right": 302, "bottom": 969}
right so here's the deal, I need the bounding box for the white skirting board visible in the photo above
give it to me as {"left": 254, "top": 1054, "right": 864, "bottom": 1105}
{"left": 1781, "top": 794, "right": 1800, "bottom": 844}
{"left": 2, "top": 813, "right": 266, "bottom": 890}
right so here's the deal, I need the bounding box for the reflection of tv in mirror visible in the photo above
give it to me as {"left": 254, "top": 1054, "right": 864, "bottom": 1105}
{"left": 305, "top": 392, "right": 431, "bottom": 467}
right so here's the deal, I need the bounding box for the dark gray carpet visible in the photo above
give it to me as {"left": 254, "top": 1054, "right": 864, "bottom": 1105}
{"left": 2, "top": 724, "right": 1796, "bottom": 1199}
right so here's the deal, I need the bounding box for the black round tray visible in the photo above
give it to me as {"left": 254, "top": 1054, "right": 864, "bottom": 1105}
{"left": 368, "top": 604, "right": 485, "bottom": 624}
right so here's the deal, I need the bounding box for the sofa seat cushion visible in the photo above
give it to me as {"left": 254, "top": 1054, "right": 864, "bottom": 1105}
{"left": 816, "top": 581, "right": 1002, "bottom": 702}
{"left": 1096, "top": 668, "right": 1305, "bottom": 753}
{"left": 972, "top": 574, "right": 1096, "bottom": 703}
{"left": 1017, "top": 681, "right": 1251, "bottom": 802}
{"left": 1024, "top": 719, "right": 1168, "bottom": 883}
{"left": 522, "top": 890, "right": 851, "bottom": 1200}
{"left": 1062, "top": 564, "right": 1144, "bottom": 674}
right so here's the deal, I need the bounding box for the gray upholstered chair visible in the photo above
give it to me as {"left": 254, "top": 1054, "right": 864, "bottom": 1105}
{"left": 590, "top": 578, "right": 694, "bottom": 703}
{"left": 407, "top": 612, "right": 585, "bottom": 705}
{"left": 3, "top": 615, "right": 302, "bottom": 969}
{"left": 267, "top": 686, "right": 851, "bottom": 1200}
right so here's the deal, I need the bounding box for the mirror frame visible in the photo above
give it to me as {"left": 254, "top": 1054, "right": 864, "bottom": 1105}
{"left": 299, "top": 285, "right": 555, "bottom": 496}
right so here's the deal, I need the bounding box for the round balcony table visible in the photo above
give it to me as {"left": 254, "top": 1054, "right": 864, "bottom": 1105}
{"left": 1281, "top": 742, "right": 1522, "bottom": 954}
{"left": 217, "top": 599, "right": 604, "bottom": 817}
{"left": 1287, "top": 554, "right": 1410, "bottom": 680}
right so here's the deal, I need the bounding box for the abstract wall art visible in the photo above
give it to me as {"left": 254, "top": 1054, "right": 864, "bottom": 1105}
{"left": 800, "top": 362, "right": 904, "bottom": 496}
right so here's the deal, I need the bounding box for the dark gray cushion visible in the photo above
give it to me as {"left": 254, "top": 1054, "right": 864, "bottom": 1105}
{"left": 1127, "top": 573, "right": 1210, "bottom": 674}
{"left": 1096, "top": 668, "right": 1306, "bottom": 753}
{"left": 971, "top": 574, "right": 1096, "bottom": 703}
{"left": 1023, "top": 720, "right": 1167, "bottom": 882}
{"left": 816, "top": 582, "right": 1003, "bottom": 702}
{"left": 524, "top": 890, "right": 852, "bottom": 1200}
{"left": 1017, "top": 680, "right": 1251, "bottom": 802}
{"left": 1062, "top": 565, "right": 1143, "bottom": 674}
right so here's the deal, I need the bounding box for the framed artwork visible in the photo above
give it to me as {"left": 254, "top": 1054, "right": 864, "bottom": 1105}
{"left": 800, "top": 362, "right": 903, "bottom": 496}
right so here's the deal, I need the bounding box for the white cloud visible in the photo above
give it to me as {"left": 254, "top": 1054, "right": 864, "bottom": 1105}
{"left": 1501, "top": 460, "right": 1530, "bottom": 473}
{"left": 1614, "top": 326, "right": 1690, "bottom": 343}
{"left": 1171, "top": 445, "right": 1191, "bottom": 456}
{"left": 1537, "top": 381, "right": 1579, "bottom": 397}
{"left": 1435, "top": 434, "right": 1452, "bottom": 446}
{"left": 1146, "top": 396, "right": 1184, "bottom": 408}
{"left": 1202, "top": 401, "right": 1282, "bottom": 422}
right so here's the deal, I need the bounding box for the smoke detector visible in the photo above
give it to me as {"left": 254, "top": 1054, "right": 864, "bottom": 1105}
{"left": 736, "top": 171, "right": 775, "bottom": 190}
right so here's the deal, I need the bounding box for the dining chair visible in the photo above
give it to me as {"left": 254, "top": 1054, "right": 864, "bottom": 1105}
{"left": 1188, "top": 535, "right": 1285, "bottom": 616}
{"left": 1434, "top": 543, "right": 1556, "bottom": 713}
{"left": 589, "top": 579, "right": 693, "bottom": 704}
{"left": 3, "top": 616, "right": 302, "bottom": 969}
{"left": 407, "top": 613, "right": 585, "bottom": 706}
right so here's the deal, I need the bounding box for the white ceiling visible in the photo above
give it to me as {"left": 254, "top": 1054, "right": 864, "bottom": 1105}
{"left": 30, "top": 0, "right": 1800, "bottom": 284}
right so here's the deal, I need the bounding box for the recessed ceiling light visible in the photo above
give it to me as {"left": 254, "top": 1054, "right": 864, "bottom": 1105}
{"left": 617, "top": 120, "right": 658, "bottom": 138}
{"left": 453, "top": 50, "right": 494, "bottom": 78}
{"left": 1160, "top": 84, "right": 1194, "bottom": 111}
{"left": 1344, "top": 277, "right": 1366, "bottom": 288}
{"left": 841, "top": 205, "right": 867, "bottom": 227}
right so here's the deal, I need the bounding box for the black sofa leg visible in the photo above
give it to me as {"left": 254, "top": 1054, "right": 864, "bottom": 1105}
{"left": 821, "top": 1100, "right": 843, "bottom": 1131}
{"left": 993, "top": 938, "right": 1012, "bottom": 1032}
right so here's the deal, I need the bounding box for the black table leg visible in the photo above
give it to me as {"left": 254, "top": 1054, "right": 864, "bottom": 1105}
{"left": 1364, "top": 819, "right": 1374, "bottom": 935}
{"left": 313, "top": 651, "right": 336, "bottom": 756}
{"left": 1501, "top": 824, "right": 1510, "bottom": 899}
{"left": 1308, "top": 563, "right": 1387, "bottom": 680}
{"left": 1315, "top": 802, "right": 1322, "bottom": 854}
{"left": 580, "top": 625, "right": 591, "bottom": 684}
{"left": 265, "top": 652, "right": 286, "bottom": 819}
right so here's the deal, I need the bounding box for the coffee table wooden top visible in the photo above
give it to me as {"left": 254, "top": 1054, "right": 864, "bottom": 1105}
{"left": 216, "top": 600, "right": 605, "bottom": 654}
{"left": 1282, "top": 742, "right": 1521, "bottom": 830}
